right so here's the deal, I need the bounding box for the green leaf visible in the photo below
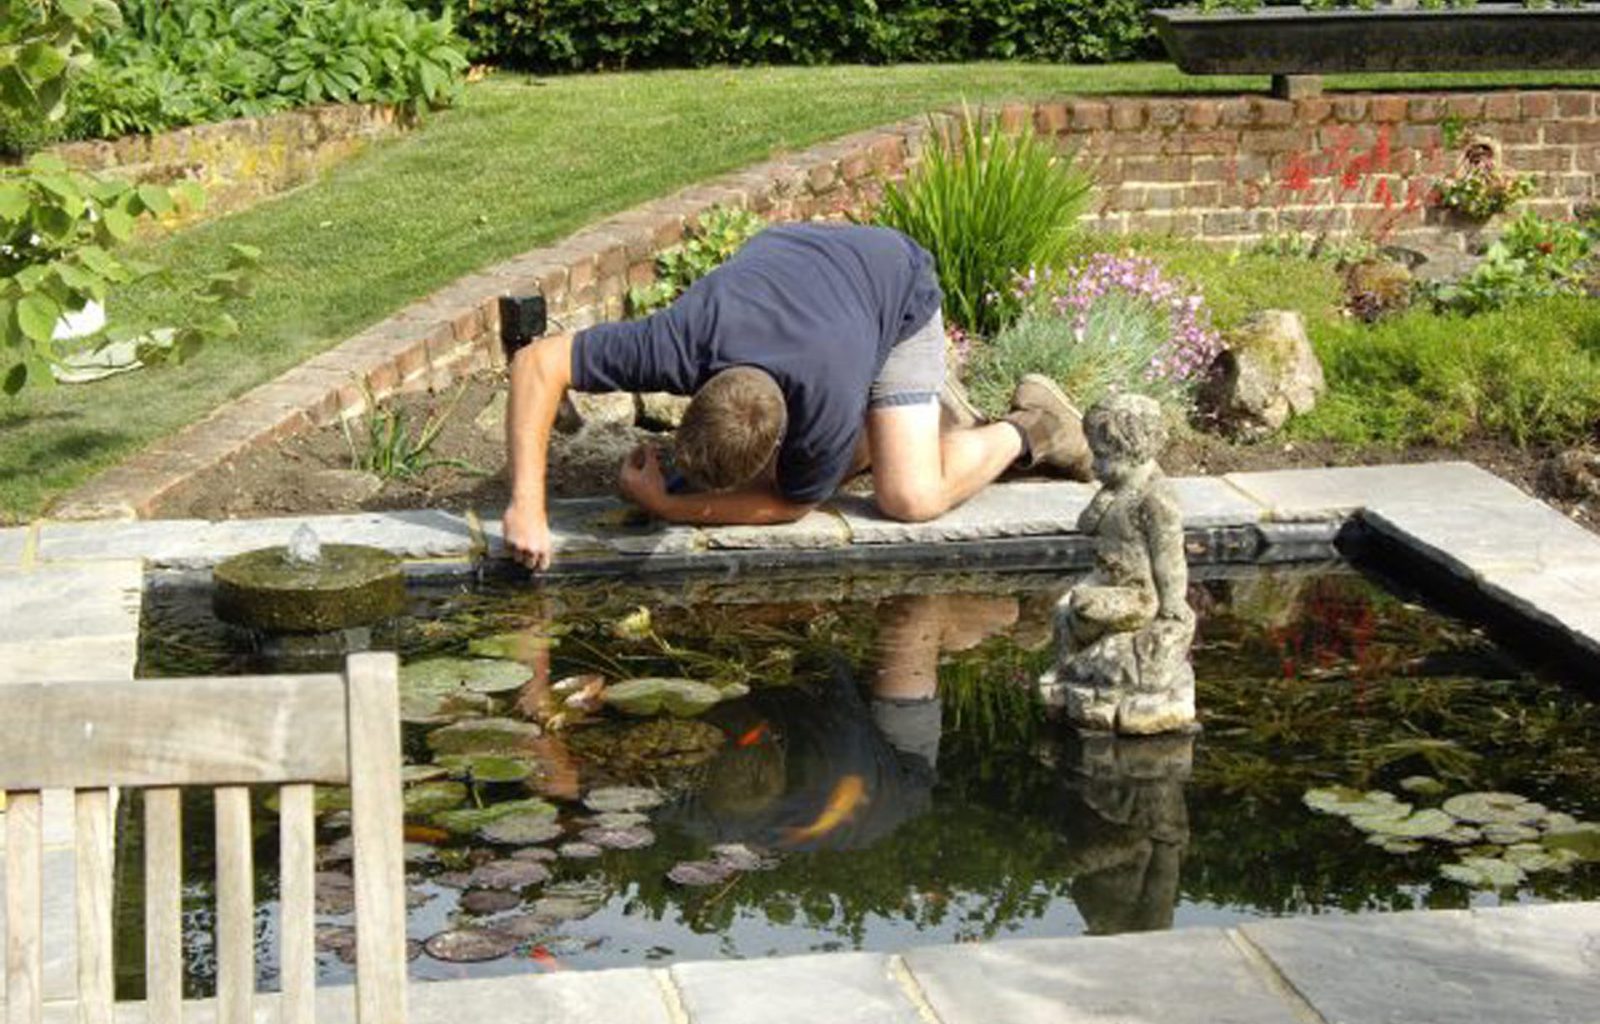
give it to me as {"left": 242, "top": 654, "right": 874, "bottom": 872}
{"left": 172, "top": 181, "right": 206, "bottom": 211}
{"left": 53, "top": 262, "right": 103, "bottom": 298}
{"left": 17, "top": 42, "right": 68, "bottom": 84}
{"left": 23, "top": 350, "right": 55, "bottom": 391}
{"left": 0, "top": 183, "right": 27, "bottom": 221}
{"left": 16, "top": 293, "right": 61, "bottom": 344}
{"left": 135, "top": 184, "right": 174, "bottom": 217}
{"left": 228, "top": 242, "right": 262, "bottom": 262}
{"left": 58, "top": 0, "right": 94, "bottom": 18}
{"left": 101, "top": 206, "right": 134, "bottom": 242}
{"left": 3, "top": 362, "right": 27, "bottom": 396}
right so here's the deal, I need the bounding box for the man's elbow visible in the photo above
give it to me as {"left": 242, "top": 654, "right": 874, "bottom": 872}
{"left": 874, "top": 486, "right": 946, "bottom": 523}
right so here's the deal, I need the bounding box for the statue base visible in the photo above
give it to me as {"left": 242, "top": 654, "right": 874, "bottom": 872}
{"left": 1039, "top": 618, "right": 1197, "bottom": 735}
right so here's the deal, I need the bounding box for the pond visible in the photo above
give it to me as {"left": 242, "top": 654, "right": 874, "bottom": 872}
{"left": 129, "top": 562, "right": 1600, "bottom": 993}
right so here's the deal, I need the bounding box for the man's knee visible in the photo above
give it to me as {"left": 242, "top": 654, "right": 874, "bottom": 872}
{"left": 875, "top": 482, "right": 947, "bottom": 523}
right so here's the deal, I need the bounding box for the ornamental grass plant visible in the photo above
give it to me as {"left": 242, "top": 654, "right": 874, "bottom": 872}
{"left": 876, "top": 107, "right": 1094, "bottom": 336}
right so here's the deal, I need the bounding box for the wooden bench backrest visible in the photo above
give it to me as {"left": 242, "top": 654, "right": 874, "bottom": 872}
{"left": 1, "top": 652, "right": 406, "bottom": 1024}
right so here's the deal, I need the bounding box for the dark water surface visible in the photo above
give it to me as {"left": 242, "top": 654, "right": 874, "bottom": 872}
{"left": 133, "top": 563, "right": 1600, "bottom": 989}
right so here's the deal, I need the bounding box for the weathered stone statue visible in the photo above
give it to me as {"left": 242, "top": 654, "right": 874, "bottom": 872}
{"left": 1039, "top": 393, "right": 1196, "bottom": 734}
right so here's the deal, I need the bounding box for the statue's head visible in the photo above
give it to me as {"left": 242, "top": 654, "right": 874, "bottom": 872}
{"left": 1083, "top": 393, "right": 1166, "bottom": 484}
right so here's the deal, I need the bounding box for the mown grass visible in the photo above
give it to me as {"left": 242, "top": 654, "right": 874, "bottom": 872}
{"left": 4, "top": 62, "right": 1600, "bottom": 521}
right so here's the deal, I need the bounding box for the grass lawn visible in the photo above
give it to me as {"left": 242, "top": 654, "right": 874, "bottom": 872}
{"left": 5, "top": 62, "right": 1600, "bottom": 522}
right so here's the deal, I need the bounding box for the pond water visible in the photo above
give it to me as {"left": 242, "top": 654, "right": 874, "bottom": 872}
{"left": 131, "top": 563, "right": 1600, "bottom": 992}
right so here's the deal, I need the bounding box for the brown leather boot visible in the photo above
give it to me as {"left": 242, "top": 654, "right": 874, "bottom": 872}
{"left": 1005, "top": 374, "right": 1093, "bottom": 480}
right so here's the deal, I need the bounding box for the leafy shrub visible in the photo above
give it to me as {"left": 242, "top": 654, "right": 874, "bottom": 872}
{"left": 61, "top": 0, "right": 469, "bottom": 142}
{"left": 628, "top": 207, "right": 766, "bottom": 317}
{"left": 877, "top": 109, "right": 1093, "bottom": 336}
{"left": 964, "top": 253, "right": 1223, "bottom": 418}
{"left": 439, "top": 0, "right": 1157, "bottom": 72}
{"left": 1299, "top": 295, "right": 1600, "bottom": 448}
{"left": 1430, "top": 210, "right": 1596, "bottom": 314}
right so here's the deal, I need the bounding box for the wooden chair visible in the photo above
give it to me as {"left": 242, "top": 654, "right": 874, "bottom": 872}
{"left": 2, "top": 652, "right": 407, "bottom": 1024}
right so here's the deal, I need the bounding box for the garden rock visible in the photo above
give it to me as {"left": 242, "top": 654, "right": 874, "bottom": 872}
{"left": 307, "top": 468, "right": 384, "bottom": 505}
{"left": 636, "top": 391, "right": 692, "bottom": 429}
{"left": 1540, "top": 448, "right": 1600, "bottom": 502}
{"left": 1344, "top": 257, "right": 1413, "bottom": 322}
{"left": 1197, "top": 310, "right": 1324, "bottom": 440}
{"left": 557, "top": 391, "right": 636, "bottom": 433}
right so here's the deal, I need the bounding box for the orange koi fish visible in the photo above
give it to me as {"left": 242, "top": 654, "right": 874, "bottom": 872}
{"left": 528, "top": 946, "right": 565, "bottom": 971}
{"left": 736, "top": 722, "right": 771, "bottom": 748}
{"left": 781, "top": 775, "right": 867, "bottom": 845}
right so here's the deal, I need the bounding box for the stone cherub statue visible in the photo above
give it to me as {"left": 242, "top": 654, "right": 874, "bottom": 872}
{"left": 1039, "top": 393, "right": 1197, "bottom": 735}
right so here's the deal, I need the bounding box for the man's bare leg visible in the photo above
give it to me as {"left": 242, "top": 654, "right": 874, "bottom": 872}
{"left": 867, "top": 402, "right": 1022, "bottom": 522}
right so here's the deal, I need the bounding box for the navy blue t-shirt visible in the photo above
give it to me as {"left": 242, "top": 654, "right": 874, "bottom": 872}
{"left": 570, "top": 224, "right": 941, "bottom": 503}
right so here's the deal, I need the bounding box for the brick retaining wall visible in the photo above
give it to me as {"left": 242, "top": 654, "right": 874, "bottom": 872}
{"left": 51, "top": 89, "right": 1599, "bottom": 520}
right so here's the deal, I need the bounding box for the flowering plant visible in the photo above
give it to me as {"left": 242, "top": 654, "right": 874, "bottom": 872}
{"left": 1433, "top": 137, "right": 1536, "bottom": 220}
{"left": 965, "top": 253, "right": 1223, "bottom": 416}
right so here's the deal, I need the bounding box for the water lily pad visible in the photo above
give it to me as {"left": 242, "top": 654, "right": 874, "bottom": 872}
{"left": 1482, "top": 823, "right": 1542, "bottom": 845}
{"left": 512, "top": 846, "right": 559, "bottom": 862}
{"left": 495, "top": 913, "right": 559, "bottom": 940}
{"left": 559, "top": 842, "right": 603, "bottom": 859}
{"left": 1543, "top": 822, "right": 1600, "bottom": 861}
{"left": 402, "top": 764, "right": 451, "bottom": 785}
{"left": 408, "top": 657, "right": 532, "bottom": 694}
{"left": 592, "top": 811, "right": 650, "bottom": 829}
{"left": 436, "top": 754, "right": 537, "bottom": 784}
{"left": 1503, "top": 844, "right": 1565, "bottom": 873}
{"left": 433, "top": 870, "right": 473, "bottom": 890}
{"left": 1436, "top": 825, "right": 1484, "bottom": 846}
{"left": 1351, "top": 808, "right": 1456, "bottom": 839}
{"left": 315, "top": 872, "right": 355, "bottom": 915}
{"left": 1442, "top": 792, "right": 1546, "bottom": 825}
{"left": 426, "top": 718, "right": 542, "bottom": 757}
{"left": 458, "top": 889, "right": 521, "bottom": 915}
{"left": 1399, "top": 776, "right": 1447, "bottom": 796}
{"left": 583, "top": 786, "right": 666, "bottom": 814}
{"left": 433, "top": 797, "right": 557, "bottom": 835}
{"left": 602, "top": 677, "right": 729, "bottom": 718}
{"left": 711, "top": 843, "right": 777, "bottom": 871}
{"left": 480, "top": 811, "right": 564, "bottom": 846}
{"left": 1441, "top": 855, "right": 1526, "bottom": 890}
{"left": 1303, "top": 788, "right": 1408, "bottom": 820}
{"left": 580, "top": 825, "right": 655, "bottom": 850}
{"left": 468, "top": 632, "right": 558, "bottom": 660}
{"left": 1540, "top": 811, "right": 1580, "bottom": 833}
{"left": 530, "top": 882, "right": 606, "bottom": 922}
{"left": 469, "top": 859, "right": 552, "bottom": 889}
{"left": 1366, "top": 836, "right": 1424, "bottom": 855}
{"left": 404, "top": 781, "right": 469, "bottom": 817}
{"left": 668, "top": 860, "right": 735, "bottom": 887}
{"left": 423, "top": 929, "right": 516, "bottom": 963}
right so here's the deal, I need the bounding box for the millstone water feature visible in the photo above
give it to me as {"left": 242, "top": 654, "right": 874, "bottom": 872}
{"left": 210, "top": 524, "right": 405, "bottom": 658}
{"left": 132, "top": 562, "right": 1600, "bottom": 992}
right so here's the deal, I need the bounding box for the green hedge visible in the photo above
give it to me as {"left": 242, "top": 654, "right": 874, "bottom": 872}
{"left": 444, "top": 0, "right": 1158, "bottom": 71}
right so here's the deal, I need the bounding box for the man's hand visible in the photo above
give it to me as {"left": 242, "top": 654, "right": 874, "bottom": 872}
{"left": 618, "top": 443, "right": 669, "bottom": 514}
{"left": 503, "top": 498, "right": 555, "bottom": 571}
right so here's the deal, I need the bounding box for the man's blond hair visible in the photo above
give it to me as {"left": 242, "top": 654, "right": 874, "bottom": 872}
{"left": 674, "top": 367, "right": 786, "bottom": 491}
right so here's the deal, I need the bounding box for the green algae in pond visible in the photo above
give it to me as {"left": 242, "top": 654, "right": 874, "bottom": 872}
{"left": 212, "top": 543, "right": 404, "bottom": 632}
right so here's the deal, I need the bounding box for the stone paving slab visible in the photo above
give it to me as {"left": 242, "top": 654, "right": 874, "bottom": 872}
{"left": 704, "top": 508, "right": 851, "bottom": 550}
{"left": 0, "top": 562, "right": 142, "bottom": 644}
{"left": 836, "top": 481, "right": 1096, "bottom": 544}
{"left": 1362, "top": 499, "right": 1600, "bottom": 578}
{"left": 1225, "top": 462, "right": 1524, "bottom": 520}
{"left": 904, "top": 930, "right": 1300, "bottom": 1024}
{"left": 671, "top": 952, "right": 924, "bottom": 1024}
{"left": 1171, "top": 476, "right": 1267, "bottom": 529}
{"left": 1239, "top": 904, "right": 1600, "bottom": 1024}
{"left": 0, "top": 526, "right": 27, "bottom": 570}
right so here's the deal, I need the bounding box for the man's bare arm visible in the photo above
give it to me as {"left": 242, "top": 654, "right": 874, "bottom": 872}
{"left": 619, "top": 445, "right": 814, "bottom": 526}
{"left": 503, "top": 332, "right": 574, "bottom": 570}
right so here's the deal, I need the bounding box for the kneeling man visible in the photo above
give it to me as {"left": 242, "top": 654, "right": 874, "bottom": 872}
{"left": 503, "top": 223, "right": 1089, "bottom": 571}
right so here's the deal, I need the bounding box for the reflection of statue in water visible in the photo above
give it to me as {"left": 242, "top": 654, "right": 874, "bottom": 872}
{"left": 1040, "top": 393, "right": 1197, "bottom": 735}
{"left": 1054, "top": 731, "right": 1193, "bottom": 934}
{"left": 678, "top": 593, "right": 1017, "bottom": 851}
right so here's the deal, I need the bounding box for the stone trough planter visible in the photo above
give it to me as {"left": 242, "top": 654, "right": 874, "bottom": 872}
{"left": 1151, "top": 5, "right": 1600, "bottom": 76}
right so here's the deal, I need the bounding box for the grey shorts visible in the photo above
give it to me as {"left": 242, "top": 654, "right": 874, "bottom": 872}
{"left": 869, "top": 309, "right": 944, "bottom": 410}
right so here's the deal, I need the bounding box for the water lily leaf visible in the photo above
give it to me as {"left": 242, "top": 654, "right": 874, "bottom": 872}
{"left": 468, "top": 859, "right": 551, "bottom": 889}
{"left": 583, "top": 786, "right": 666, "bottom": 814}
{"left": 1303, "top": 787, "right": 1408, "bottom": 819}
{"left": 426, "top": 718, "right": 542, "bottom": 757}
{"left": 591, "top": 811, "right": 650, "bottom": 829}
{"left": 1482, "top": 823, "right": 1541, "bottom": 846}
{"left": 407, "top": 657, "right": 532, "bottom": 695}
{"left": 1399, "top": 776, "right": 1447, "bottom": 797}
{"left": 1351, "top": 808, "right": 1456, "bottom": 839}
{"left": 602, "top": 677, "right": 727, "bottom": 718}
{"left": 667, "top": 860, "right": 735, "bottom": 887}
{"left": 1366, "top": 836, "right": 1424, "bottom": 855}
{"left": 436, "top": 754, "right": 537, "bottom": 784}
{"left": 1502, "top": 844, "right": 1564, "bottom": 874}
{"left": 1539, "top": 811, "right": 1580, "bottom": 833}
{"left": 1450, "top": 855, "right": 1526, "bottom": 890}
{"left": 402, "top": 764, "right": 451, "bottom": 785}
{"left": 479, "top": 811, "right": 564, "bottom": 846}
{"left": 711, "top": 843, "right": 777, "bottom": 871}
{"left": 1436, "top": 825, "right": 1484, "bottom": 846}
{"left": 404, "top": 781, "right": 468, "bottom": 817}
{"left": 458, "top": 889, "right": 520, "bottom": 915}
{"left": 512, "top": 846, "right": 558, "bottom": 863}
{"left": 423, "top": 929, "right": 516, "bottom": 963}
{"left": 579, "top": 825, "right": 655, "bottom": 850}
{"left": 1442, "top": 792, "right": 1546, "bottom": 825}
{"left": 433, "top": 797, "right": 557, "bottom": 835}
{"left": 1543, "top": 823, "right": 1600, "bottom": 862}
{"left": 468, "top": 631, "right": 559, "bottom": 660}
{"left": 558, "top": 842, "right": 604, "bottom": 860}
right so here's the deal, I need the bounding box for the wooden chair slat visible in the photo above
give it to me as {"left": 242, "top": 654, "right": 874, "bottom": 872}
{"left": 278, "top": 784, "right": 317, "bottom": 1024}
{"left": 0, "top": 677, "right": 349, "bottom": 790}
{"left": 142, "top": 788, "right": 183, "bottom": 1023}
{"left": 213, "top": 786, "right": 254, "bottom": 1024}
{"left": 347, "top": 653, "right": 407, "bottom": 1024}
{"left": 73, "top": 790, "right": 114, "bottom": 1024}
{"left": 5, "top": 790, "right": 44, "bottom": 1024}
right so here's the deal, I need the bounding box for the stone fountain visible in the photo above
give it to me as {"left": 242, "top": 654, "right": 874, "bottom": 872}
{"left": 212, "top": 525, "right": 405, "bottom": 656}
{"left": 1038, "top": 394, "right": 1197, "bottom": 735}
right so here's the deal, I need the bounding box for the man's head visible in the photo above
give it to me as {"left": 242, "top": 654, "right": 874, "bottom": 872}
{"left": 674, "top": 367, "right": 787, "bottom": 491}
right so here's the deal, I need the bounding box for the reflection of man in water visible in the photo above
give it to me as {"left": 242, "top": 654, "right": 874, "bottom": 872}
{"left": 677, "top": 594, "right": 1020, "bottom": 852}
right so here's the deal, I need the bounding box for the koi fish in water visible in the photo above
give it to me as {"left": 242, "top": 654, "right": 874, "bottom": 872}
{"left": 781, "top": 775, "right": 867, "bottom": 845}
{"left": 736, "top": 722, "right": 771, "bottom": 748}
{"left": 527, "top": 945, "right": 565, "bottom": 971}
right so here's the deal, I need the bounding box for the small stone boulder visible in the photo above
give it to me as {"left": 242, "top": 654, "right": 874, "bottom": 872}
{"left": 1541, "top": 448, "right": 1600, "bottom": 502}
{"left": 1197, "top": 310, "right": 1325, "bottom": 441}
{"left": 556, "top": 391, "right": 636, "bottom": 434}
{"left": 636, "top": 392, "right": 692, "bottom": 430}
